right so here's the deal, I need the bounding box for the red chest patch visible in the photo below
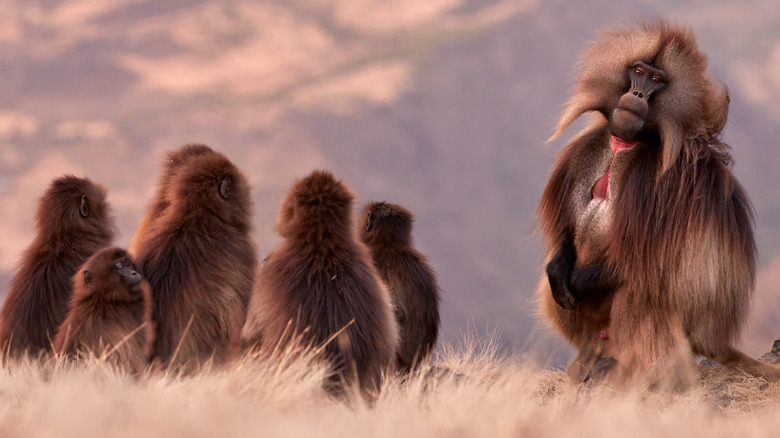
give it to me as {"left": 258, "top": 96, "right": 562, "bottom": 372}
{"left": 591, "top": 137, "right": 637, "bottom": 200}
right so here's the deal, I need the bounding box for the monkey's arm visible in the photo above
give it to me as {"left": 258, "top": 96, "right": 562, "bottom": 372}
{"left": 545, "top": 235, "right": 577, "bottom": 310}
{"left": 547, "top": 233, "right": 619, "bottom": 309}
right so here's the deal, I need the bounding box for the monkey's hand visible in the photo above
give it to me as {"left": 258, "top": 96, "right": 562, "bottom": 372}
{"left": 570, "top": 263, "right": 618, "bottom": 302}
{"left": 546, "top": 257, "right": 577, "bottom": 310}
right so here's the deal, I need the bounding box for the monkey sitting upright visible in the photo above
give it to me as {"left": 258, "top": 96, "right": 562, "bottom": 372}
{"left": 242, "top": 170, "right": 398, "bottom": 398}
{"left": 0, "top": 175, "right": 116, "bottom": 358}
{"left": 132, "top": 145, "right": 257, "bottom": 371}
{"left": 54, "top": 247, "right": 154, "bottom": 374}
{"left": 538, "top": 19, "right": 780, "bottom": 385}
{"left": 359, "top": 202, "right": 441, "bottom": 374}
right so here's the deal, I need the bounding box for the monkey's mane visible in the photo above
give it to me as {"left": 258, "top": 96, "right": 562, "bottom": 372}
{"left": 552, "top": 19, "right": 730, "bottom": 173}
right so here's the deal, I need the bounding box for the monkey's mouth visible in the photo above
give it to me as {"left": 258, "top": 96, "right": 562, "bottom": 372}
{"left": 123, "top": 273, "right": 143, "bottom": 294}
{"left": 591, "top": 136, "right": 637, "bottom": 200}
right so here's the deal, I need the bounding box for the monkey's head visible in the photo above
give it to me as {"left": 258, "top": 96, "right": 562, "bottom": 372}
{"left": 168, "top": 149, "right": 253, "bottom": 230}
{"left": 159, "top": 144, "right": 217, "bottom": 198}
{"left": 551, "top": 19, "right": 730, "bottom": 173}
{"left": 36, "top": 175, "right": 116, "bottom": 241}
{"left": 73, "top": 247, "right": 148, "bottom": 303}
{"left": 275, "top": 170, "right": 354, "bottom": 238}
{"left": 360, "top": 202, "right": 414, "bottom": 246}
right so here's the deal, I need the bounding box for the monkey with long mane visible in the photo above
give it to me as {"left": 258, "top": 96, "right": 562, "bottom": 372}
{"left": 538, "top": 19, "right": 780, "bottom": 385}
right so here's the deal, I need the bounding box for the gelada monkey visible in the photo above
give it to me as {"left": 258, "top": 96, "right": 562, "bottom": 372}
{"left": 133, "top": 146, "right": 257, "bottom": 370}
{"left": 538, "top": 19, "right": 780, "bottom": 385}
{"left": 54, "top": 247, "right": 154, "bottom": 374}
{"left": 359, "top": 202, "right": 440, "bottom": 374}
{"left": 0, "top": 175, "right": 115, "bottom": 358}
{"left": 242, "top": 170, "right": 398, "bottom": 397}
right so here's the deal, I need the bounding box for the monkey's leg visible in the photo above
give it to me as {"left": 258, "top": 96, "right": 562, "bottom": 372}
{"left": 708, "top": 347, "right": 780, "bottom": 381}
{"left": 567, "top": 341, "right": 611, "bottom": 383}
{"left": 546, "top": 235, "right": 577, "bottom": 310}
{"left": 564, "top": 294, "right": 615, "bottom": 383}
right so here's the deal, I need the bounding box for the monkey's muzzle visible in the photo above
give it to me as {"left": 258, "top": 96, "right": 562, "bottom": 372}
{"left": 124, "top": 272, "right": 143, "bottom": 293}
{"left": 611, "top": 96, "right": 647, "bottom": 141}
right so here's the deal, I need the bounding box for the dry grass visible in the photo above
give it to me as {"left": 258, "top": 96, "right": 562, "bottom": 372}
{"left": 1, "top": 336, "right": 780, "bottom": 438}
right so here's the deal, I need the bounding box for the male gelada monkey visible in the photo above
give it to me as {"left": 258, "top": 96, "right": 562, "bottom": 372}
{"left": 538, "top": 19, "right": 780, "bottom": 386}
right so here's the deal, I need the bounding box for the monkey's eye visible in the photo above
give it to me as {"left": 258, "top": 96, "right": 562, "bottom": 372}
{"left": 650, "top": 75, "right": 661, "bottom": 82}
{"left": 634, "top": 67, "right": 644, "bottom": 76}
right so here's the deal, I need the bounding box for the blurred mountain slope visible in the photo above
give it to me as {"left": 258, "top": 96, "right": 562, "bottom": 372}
{"left": 1, "top": 0, "right": 779, "bottom": 358}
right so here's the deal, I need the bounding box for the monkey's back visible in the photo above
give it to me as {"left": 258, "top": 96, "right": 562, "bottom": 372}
{"left": 371, "top": 245, "right": 440, "bottom": 372}
{"left": 136, "top": 216, "right": 256, "bottom": 369}
{"left": 0, "top": 242, "right": 99, "bottom": 356}
{"left": 247, "top": 239, "right": 398, "bottom": 391}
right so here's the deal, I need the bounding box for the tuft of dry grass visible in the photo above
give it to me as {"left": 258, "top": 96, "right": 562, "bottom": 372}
{"left": 1, "top": 335, "right": 780, "bottom": 437}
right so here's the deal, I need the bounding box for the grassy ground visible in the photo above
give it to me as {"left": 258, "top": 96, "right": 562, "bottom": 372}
{"left": 1, "top": 336, "right": 779, "bottom": 438}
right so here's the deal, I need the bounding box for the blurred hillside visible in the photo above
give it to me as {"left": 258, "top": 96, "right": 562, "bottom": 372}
{"left": 1, "top": 0, "right": 780, "bottom": 360}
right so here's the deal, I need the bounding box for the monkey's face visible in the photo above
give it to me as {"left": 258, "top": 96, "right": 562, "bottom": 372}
{"left": 112, "top": 255, "right": 143, "bottom": 296}
{"left": 76, "top": 248, "right": 146, "bottom": 303}
{"left": 610, "top": 62, "right": 667, "bottom": 142}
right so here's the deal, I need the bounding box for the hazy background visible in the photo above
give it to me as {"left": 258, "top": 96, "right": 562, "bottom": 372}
{"left": 1, "top": 0, "right": 779, "bottom": 364}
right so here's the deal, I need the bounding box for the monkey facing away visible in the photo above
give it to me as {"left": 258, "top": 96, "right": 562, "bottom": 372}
{"left": 0, "top": 175, "right": 116, "bottom": 358}
{"left": 537, "top": 19, "right": 780, "bottom": 385}
{"left": 242, "top": 170, "right": 398, "bottom": 396}
{"left": 53, "top": 247, "right": 154, "bottom": 373}
{"left": 128, "top": 144, "right": 214, "bottom": 257}
{"left": 359, "top": 202, "right": 440, "bottom": 374}
{"left": 133, "top": 146, "right": 257, "bottom": 370}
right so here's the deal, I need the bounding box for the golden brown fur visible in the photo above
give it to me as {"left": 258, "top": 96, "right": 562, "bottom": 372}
{"left": 133, "top": 146, "right": 257, "bottom": 370}
{"left": 242, "top": 170, "right": 398, "bottom": 397}
{"left": 53, "top": 247, "right": 154, "bottom": 373}
{"left": 0, "top": 175, "right": 116, "bottom": 358}
{"left": 538, "top": 19, "right": 780, "bottom": 386}
{"left": 359, "top": 202, "right": 440, "bottom": 374}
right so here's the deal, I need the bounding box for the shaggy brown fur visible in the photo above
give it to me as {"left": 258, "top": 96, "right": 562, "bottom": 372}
{"left": 359, "top": 202, "right": 440, "bottom": 374}
{"left": 133, "top": 146, "right": 257, "bottom": 370}
{"left": 0, "top": 175, "right": 116, "bottom": 358}
{"left": 242, "top": 170, "right": 398, "bottom": 397}
{"left": 537, "top": 19, "right": 780, "bottom": 386}
{"left": 128, "top": 144, "right": 214, "bottom": 257}
{"left": 53, "top": 247, "right": 154, "bottom": 373}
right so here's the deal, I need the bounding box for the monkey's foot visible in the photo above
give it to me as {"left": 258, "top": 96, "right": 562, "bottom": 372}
{"left": 586, "top": 356, "right": 617, "bottom": 383}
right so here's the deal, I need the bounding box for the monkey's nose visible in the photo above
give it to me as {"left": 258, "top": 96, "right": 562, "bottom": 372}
{"left": 126, "top": 272, "right": 142, "bottom": 286}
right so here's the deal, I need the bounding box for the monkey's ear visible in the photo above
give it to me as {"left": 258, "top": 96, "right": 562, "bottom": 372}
{"left": 83, "top": 270, "right": 92, "bottom": 287}
{"left": 80, "top": 195, "right": 89, "bottom": 217}
{"left": 220, "top": 177, "right": 231, "bottom": 199}
{"left": 365, "top": 210, "right": 373, "bottom": 232}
